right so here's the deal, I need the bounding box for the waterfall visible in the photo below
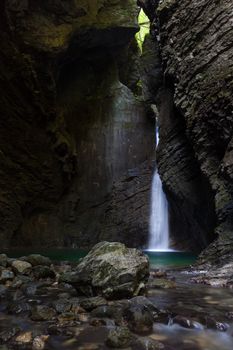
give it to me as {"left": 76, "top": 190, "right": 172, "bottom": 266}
{"left": 148, "top": 127, "right": 169, "bottom": 251}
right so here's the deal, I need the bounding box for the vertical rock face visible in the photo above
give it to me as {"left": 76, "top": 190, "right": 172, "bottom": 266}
{"left": 144, "top": 0, "right": 233, "bottom": 259}
{"left": 0, "top": 0, "right": 154, "bottom": 248}
{"left": 57, "top": 56, "right": 154, "bottom": 248}
{"left": 156, "top": 88, "right": 216, "bottom": 252}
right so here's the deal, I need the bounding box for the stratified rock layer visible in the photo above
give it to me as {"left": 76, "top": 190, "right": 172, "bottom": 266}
{"left": 144, "top": 0, "right": 233, "bottom": 260}
{"left": 0, "top": 1, "right": 154, "bottom": 248}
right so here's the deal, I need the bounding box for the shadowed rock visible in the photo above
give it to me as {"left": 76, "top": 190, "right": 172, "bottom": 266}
{"left": 0, "top": 0, "right": 153, "bottom": 250}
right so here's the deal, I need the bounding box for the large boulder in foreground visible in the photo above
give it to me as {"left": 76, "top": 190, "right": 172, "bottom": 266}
{"left": 60, "top": 242, "right": 149, "bottom": 299}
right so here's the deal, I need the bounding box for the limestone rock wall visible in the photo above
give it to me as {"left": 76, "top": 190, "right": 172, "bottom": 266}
{"left": 144, "top": 0, "right": 233, "bottom": 259}
{"left": 0, "top": 0, "right": 154, "bottom": 248}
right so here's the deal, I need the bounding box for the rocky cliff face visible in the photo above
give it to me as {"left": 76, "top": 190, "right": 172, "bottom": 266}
{"left": 142, "top": 0, "right": 233, "bottom": 260}
{"left": 0, "top": 0, "right": 154, "bottom": 248}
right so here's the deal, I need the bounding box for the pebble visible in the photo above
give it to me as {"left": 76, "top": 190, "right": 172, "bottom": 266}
{"left": 32, "top": 335, "right": 49, "bottom": 350}
{"left": 15, "top": 331, "right": 32, "bottom": 343}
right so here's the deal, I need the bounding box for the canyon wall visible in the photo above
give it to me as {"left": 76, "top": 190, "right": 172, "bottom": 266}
{"left": 0, "top": 0, "right": 154, "bottom": 248}
{"left": 143, "top": 0, "right": 233, "bottom": 260}
{"left": 2, "top": 0, "right": 231, "bottom": 257}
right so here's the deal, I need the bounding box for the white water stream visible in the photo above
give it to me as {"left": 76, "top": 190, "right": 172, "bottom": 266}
{"left": 148, "top": 127, "right": 170, "bottom": 251}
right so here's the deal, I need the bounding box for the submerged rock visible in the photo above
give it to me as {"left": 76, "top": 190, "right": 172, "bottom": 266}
{"left": 23, "top": 283, "right": 43, "bottom": 297}
{"left": 0, "top": 285, "right": 7, "bottom": 297}
{"left": 0, "top": 327, "right": 20, "bottom": 343}
{"left": 91, "top": 305, "right": 125, "bottom": 325}
{"left": 202, "top": 316, "right": 229, "bottom": 332}
{"left": 31, "top": 305, "right": 56, "bottom": 321}
{"left": 89, "top": 318, "right": 108, "bottom": 326}
{"left": 106, "top": 326, "right": 132, "bottom": 348}
{"left": 151, "top": 270, "right": 167, "bottom": 278}
{"left": 129, "top": 296, "right": 163, "bottom": 323}
{"left": 173, "top": 316, "right": 202, "bottom": 329}
{"left": 136, "top": 338, "right": 165, "bottom": 350}
{"left": 53, "top": 299, "right": 71, "bottom": 314}
{"left": 8, "top": 301, "right": 31, "bottom": 316}
{"left": 124, "top": 304, "right": 154, "bottom": 335}
{"left": 149, "top": 278, "right": 176, "bottom": 289}
{"left": 80, "top": 296, "right": 107, "bottom": 311}
{"left": 60, "top": 242, "right": 149, "bottom": 299}
{"left": 57, "top": 312, "right": 76, "bottom": 323}
{"left": 130, "top": 296, "right": 159, "bottom": 314}
{"left": 32, "top": 265, "right": 55, "bottom": 279}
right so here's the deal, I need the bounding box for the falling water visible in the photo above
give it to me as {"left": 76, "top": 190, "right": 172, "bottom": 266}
{"left": 148, "top": 127, "right": 169, "bottom": 251}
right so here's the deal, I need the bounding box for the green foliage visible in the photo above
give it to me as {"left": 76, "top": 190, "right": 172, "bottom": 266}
{"left": 135, "top": 9, "right": 150, "bottom": 52}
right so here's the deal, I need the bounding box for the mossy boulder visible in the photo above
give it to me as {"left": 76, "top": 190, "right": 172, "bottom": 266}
{"left": 60, "top": 241, "right": 149, "bottom": 299}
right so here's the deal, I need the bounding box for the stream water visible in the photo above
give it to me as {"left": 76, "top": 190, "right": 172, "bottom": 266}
{"left": 1, "top": 250, "right": 233, "bottom": 349}
{"left": 148, "top": 270, "right": 233, "bottom": 350}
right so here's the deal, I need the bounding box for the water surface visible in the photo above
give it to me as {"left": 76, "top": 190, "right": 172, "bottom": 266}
{"left": 3, "top": 249, "right": 196, "bottom": 268}
{"left": 146, "top": 251, "right": 196, "bottom": 268}
{"left": 148, "top": 269, "right": 233, "bottom": 350}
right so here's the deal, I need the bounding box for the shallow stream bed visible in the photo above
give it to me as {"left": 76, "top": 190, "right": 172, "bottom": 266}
{"left": 1, "top": 250, "right": 233, "bottom": 350}
{"left": 148, "top": 269, "right": 233, "bottom": 350}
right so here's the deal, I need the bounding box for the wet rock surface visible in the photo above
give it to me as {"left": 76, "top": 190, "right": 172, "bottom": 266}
{"left": 23, "top": 255, "right": 52, "bottom": 267}
{"left": 11, "top": 260, "right": 32, "bottom": 274}
{"left": 106, "top": 326, "right": 133, "bottom": 348}
{"left": 124, "top": 304, "right": 154, "bottom": 334}
{"left": 0, "top": 250, "right": 233, "bottom": 349}
{"left": 60, "top": 242, "right": 149, "bottom": 299}
{"left": 80, "top": 297, "right": 107, "bottom": 311}
{"left": 190, "top": 262, "right": 233, "bottom": 288}
{"left": 31, "top": 305, "right": 56, "bottom": 322}
{"left": 142, "top": 0, "right": 233, "bottom": 260}
{"left": 136, "top": 338, "right": 165, "bottom": 350}
{"left": 172, "top": 315, "right": 201, "bottom": 330}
